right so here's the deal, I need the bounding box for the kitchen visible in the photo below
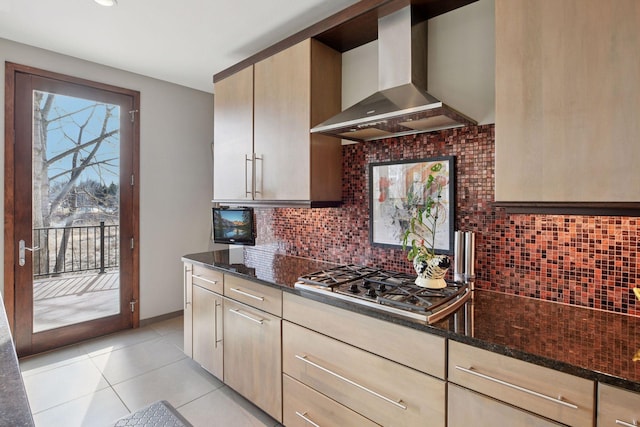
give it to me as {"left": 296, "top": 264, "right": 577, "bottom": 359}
{"left": 2, "top": 0, "right": 640, "bottom": 426}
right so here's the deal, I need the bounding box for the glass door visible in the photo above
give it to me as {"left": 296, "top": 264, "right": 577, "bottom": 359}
{"left": 9, "top": 65, "right": 139, "bottom": 356}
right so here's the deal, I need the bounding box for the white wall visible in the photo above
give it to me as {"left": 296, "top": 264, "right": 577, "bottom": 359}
{"left": 0, "top": 38, "right": 214, "bottom": 320}
{"left": 342, "top": 0, "right": 495, "bottom": 125}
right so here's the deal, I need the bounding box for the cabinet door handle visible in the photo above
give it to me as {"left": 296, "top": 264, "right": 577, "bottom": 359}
{"left": 454, "top": 366, "right": 578, "bottom": 409}
{"left": 214, "top": 301, "right": 219, "bottom": 348}
{"left": 229, "top": 287, "right": 264, "bottom": 301}
{"left": 295, "top": 354, "right": 407, "bottom": 410}
{"left": 253, "top": 153, "right": 262, "bottom": 196}
{"left": 616, "top": 419, "right": 639, "bottom": 427}
{"left": 192, "top": 274, "right": 219, "bottom": 286}
{"left": 245, "top": 154, "right": 252, "bottom": 197}
{"left": 229, "top": 308, "right": 264, "bottom": 325}
{"left": 184, "top": 266, "right": 192, "bottom": 307}
{"left": 295, "top": 411, "right": 320, "bottom": 427}
{"left": 215, "top": 300, "right": 223, "bottom": 345}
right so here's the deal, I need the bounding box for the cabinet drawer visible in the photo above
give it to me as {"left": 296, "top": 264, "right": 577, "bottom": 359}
{"left": 283, "top": 321, "right": 445, "bottom": 427}
{"left": 224, "top": 274, "right": 281, "bottom": 316}
{"left": 283, "top": 292, "right": 445, "bottom": 379}
{"left": 192, "top": 264, "right": 223, "bottom": 294}
{"left": 448, "top": 341, "right": 594, "bottom": 427}
{"left": 448, "top": 384, "right": 563, "bottom": 427}
{"left": 283, "top": 374, "right": 379, "bottom": 427}
{"left": 597, "top": 383, "right": 640, "bottom": 427}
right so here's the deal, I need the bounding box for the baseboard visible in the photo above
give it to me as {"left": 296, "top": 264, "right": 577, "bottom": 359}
{"left": 139, "top": 310, "right": 183, "bottom": 327}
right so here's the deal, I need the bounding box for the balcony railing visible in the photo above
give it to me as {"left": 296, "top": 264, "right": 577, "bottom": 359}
{"left": 32, "top": 222, "right": 119, "bottom": 278}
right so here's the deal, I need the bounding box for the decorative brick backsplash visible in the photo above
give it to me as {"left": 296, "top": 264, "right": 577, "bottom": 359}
{"left": 254, "top": 124, "right": 639, "bottom": 317}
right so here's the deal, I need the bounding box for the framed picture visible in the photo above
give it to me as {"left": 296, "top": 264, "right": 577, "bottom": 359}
{"left": 369, "top": 156, "right": 455, "bottom": 254}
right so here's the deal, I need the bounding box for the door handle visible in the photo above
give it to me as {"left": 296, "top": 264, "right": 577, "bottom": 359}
{"left": 19, "top": 240, "right": 40, "bottom": 267}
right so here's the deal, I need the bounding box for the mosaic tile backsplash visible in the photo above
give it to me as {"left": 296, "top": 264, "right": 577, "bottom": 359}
{"left": 254, "top": 124, "right": 639, "bottom": 317}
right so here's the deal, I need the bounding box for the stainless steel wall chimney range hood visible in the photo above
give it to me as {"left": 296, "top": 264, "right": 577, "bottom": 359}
{"left": 311, "top": 6, "right": 476, "bottom": 142}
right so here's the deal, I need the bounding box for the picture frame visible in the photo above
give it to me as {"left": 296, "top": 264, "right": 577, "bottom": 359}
{"left": 369, "top": 156, "right": 455, "bottom": 254}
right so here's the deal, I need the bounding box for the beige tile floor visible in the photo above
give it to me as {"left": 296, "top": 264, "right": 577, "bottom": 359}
{"left": 19, "top": 316, "right": 281, "bottom": 427}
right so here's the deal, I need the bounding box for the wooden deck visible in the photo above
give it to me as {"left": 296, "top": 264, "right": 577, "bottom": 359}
{"left": 34, "top": 271, "right": 119, "bottom": 300}
{"left": 33, "top": 271, "right": 120, "bottom": 332}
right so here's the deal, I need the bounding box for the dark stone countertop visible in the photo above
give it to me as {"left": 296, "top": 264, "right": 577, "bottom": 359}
{"left": 0, "top": 294, "right": 35, "bottom": 426}
{"left": 183, "top": 247, "right": 640, "bottom": 394}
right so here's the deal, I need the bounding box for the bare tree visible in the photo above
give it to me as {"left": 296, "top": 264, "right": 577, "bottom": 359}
{"left": 32, "top": 91, "right": 120, "bottom": 275}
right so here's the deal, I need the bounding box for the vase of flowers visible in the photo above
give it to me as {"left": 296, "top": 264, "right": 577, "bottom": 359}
{"left": 402, "top": 174, "right": 451, "bottom": 289}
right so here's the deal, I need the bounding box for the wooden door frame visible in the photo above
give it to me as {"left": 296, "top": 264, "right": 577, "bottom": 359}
{"left": 4, "top": 62, "right": 140, "bottom": 335}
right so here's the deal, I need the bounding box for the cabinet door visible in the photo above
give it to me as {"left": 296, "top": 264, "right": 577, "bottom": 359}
{"left": 495, "top": 0, "right": 640, "bottom": 202}
{"left": 448, "top": 384, "right": 563, "bottom": 427}
{"left": 192, "top": 285, "right": 223, "bottom": 380}
{"left": 254, "top": 40, "right": 311, "bottom": 201}
{"left": 223, "top": 298, "right": 282, "bottom": 422}
{"left": 213, "top": 65, "right": 254, "bottom": 201}
{"left": 183, "top": 263, "right": 193, "bottom": 358}
{"left": 597, "top": 383, "right": 640, "bottom": 427}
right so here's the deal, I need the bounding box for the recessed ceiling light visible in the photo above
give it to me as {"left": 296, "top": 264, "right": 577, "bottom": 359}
{"left": 94, "top": 0, "right": 117, "bottom": 6}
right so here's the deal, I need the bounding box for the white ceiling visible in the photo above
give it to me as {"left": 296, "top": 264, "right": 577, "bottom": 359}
{"left": 0, "top": 0, "right": 360, "bottom": 93}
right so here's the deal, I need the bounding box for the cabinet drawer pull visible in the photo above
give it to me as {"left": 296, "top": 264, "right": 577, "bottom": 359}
{"left": 230, "top": 287, "right": 265, "bottom": 301}
{"left": 454, "top": 366, "right": 578, "bottom": 409}
{"left": 616, "top": 419, "right": 639, "bottom": 427}
{"left": 192, "top": 274, "right": 219, "bottom": 286}
{"left": 295, "top": 354, "right": 407, "bottom": 410}
{"left": 229, "top": 308, "right": 264, "bottom": 325}
{"left": 295, "top": 411, "right": 320, "bottom": 427}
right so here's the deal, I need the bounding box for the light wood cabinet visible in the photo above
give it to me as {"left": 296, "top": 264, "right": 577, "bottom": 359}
{"left": 283, "top": 320, "right": 445, "bottom": 426}
{"left": 283, "top": 374, "right": 379, "bottom": 427}
{"left": 183, "top": 263, "right": 224, "bottom": 380}
{"left": 212, "top": 65, "right": 253, "bottom": 201}
{"left": 282, "top": 292, "right": 445, "bottom": 379}
{"left": 495, "top": 0, "right": 640, "bottom": 203}
{"left": 223, "top": 297, "right": 282, "bottom": 422}
{"left": 224, "top": 274, "right": 281, "bottom": 316}
{"left": 448, "top": 340, "right": 595, "bottom": 426}
{"left": 213, "top": 38, "right": 342, "bottom": 206}
{"left": 448, "top": 383, "right": 563, "bottom": 427}
{"left": 192, "top": 264, "right": 223, "bottom": 294}
{"left": 597, "top": 383, "right": 640, "bottom": 427}
{"left": 192, "top": 285, "right": 223, "bottom": 380}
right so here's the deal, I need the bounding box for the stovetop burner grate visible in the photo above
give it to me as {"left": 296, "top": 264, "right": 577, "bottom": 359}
{"left": 298, "top": 264, "right": 380, "bottom": 286}
{"left": 296, "top": 264, "right": 471, "bottom": 323}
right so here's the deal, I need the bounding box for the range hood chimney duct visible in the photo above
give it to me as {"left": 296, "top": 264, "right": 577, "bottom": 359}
{"left": 311, "top": 6, "right": 476, "bottom": 142}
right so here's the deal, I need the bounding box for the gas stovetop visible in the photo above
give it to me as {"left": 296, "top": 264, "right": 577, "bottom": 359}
{"left": 295, "top": 264, "right": 471, "bottom": 323}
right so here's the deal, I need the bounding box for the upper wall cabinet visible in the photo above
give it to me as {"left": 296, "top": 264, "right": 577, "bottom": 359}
{"left": 494, "top": 0, "right": 640, "bottom": 207}
{"left": 213, "top": 39, "right": 342, "bottom": 207}
{"left": 213, "top": 65, "right": 254, "bottom": 202}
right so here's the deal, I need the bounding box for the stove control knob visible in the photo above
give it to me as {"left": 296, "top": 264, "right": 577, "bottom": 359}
{"left": 348, "top": 283, "right": 360, "bottom": 293}
{"left": 378, "top": 284, "right": 386, "bottom": 292}
{"left": 366, "top": 287, "right": 377, "bottom": 298}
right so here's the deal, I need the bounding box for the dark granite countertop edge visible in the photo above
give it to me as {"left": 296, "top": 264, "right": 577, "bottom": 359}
{"left": 0, "top": 295, "right": 35, "bottom": 426}
{"left": 182, "top": 251, "right": 338, "bottom": 291}
{"left": 182, "top": 251, "right": 640, "bottom": 394}
{"left": 182, "top": 253, "right": 294, "bottom": 291}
